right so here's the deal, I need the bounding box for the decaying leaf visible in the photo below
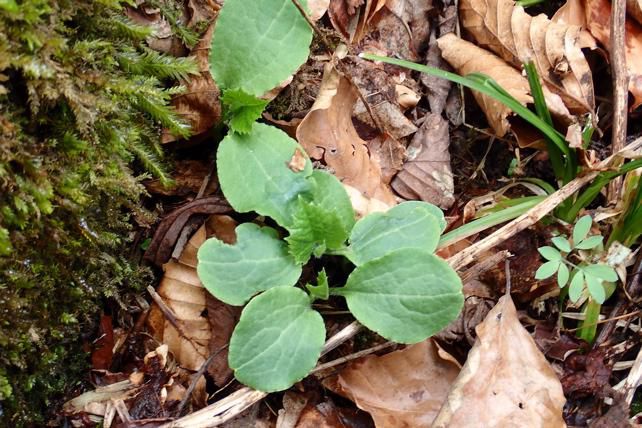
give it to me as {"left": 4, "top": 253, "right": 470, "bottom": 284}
{"left": 392, "top": 113, "right": 455, "bottom": 209}
{"left": 628, "top": 0, "right": 642, "bottom": 25}
{"left": 329, "top": 0, "right": 387, "bottom": 42}
{"left": 334, "top": 340, "right": 460, "bottom": 427}
{"left": 459, "top": 0, "right": 595, "bottom": 113}
{"left": 162, "top": 24, "right": 222, "bottom": 143}
{"left": 554, "top": 0, "right": 642, "bottom": 109}
{"left": 296, "top": 64, "right": 396, "bottom": 205}
{"left": 433, "top": 295, "right": 566, "bottom": 427}
{"left": 147, "top": 215, "right": 238, "bottom": 379}
{"left": 437, "top": 33, "right": 576, "bottom": 138}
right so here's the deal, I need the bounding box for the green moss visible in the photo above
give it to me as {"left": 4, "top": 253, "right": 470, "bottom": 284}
{"left": 0, "top": 1, "right": 198, "bottom": 425}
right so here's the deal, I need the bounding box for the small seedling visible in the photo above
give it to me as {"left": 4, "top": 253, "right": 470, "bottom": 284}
{"left": 535, "top": 215, "right": 618, "bottom": 304}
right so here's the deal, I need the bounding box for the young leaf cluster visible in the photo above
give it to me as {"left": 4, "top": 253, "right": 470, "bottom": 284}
{"left": 535, "top": 215, "right": 618, "bottom": 304}
{"left": 198, "top": 130, "right": 463, "bottom": 390}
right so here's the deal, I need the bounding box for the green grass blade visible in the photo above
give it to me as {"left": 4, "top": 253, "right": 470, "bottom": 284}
{"left": 563, "top": 158, "right": 642, "bottom": 222}
{"left": 438, "top": 196, "right": 544, "bottom": 248}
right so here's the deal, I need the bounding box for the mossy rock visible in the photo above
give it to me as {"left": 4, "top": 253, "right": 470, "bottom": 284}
{"left": 0, "top": 1, "right": 203, "bottom": 424}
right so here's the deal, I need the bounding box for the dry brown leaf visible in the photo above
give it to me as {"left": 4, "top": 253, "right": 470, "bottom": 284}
{"left": 147, "top": 215, "right": 238, "bottom": 376}
{"left": 460, "top": 0, "right": 595, "bottom": 113}
{"left": 384, "top": 0, "right": 435, "bottom": 56}
{"left": 334, "top": 340, "right": 460, "bottom": 427}
{"left": 555, "top": 0, "right": 642, "bottom": 109}
{"left": 296, "top": 64, "right": 396, "bottom": 205}
{"left": 392, "top": 113, "right": 455, "bottom": 209}
{"left": 433, "top": 295, "right": 566, "bottom": 428}
{"left": 329, "top": 0, "right": 387, "bottom": 42}
{"left": 629, "top": 0, "right": 642, "bottom": 25}
{"left": 437, "top": 34, "right": 576, "bottom": 138}
{"left": 162, "top": 24, "right": 222, "bottom": 144}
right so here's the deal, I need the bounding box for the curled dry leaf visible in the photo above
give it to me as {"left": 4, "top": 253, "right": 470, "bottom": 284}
{"left": 437, "top": 34, "right": 575, "bottom": 138}
{"left": 555, "top": 0, "right": 642, "bottom": 109}
{"left": 391, "top": 113, "right": 455, "bottom": 209}
{"left": 459, "top": 0, "right": 595, "bottom": 113}
{"left": 147, "top": 215, "right": 239, "bottom": 381}
{"left": 433, "top": 295, "right": 566, "bottom": 428}
{"left": 329, "top": 0, "right": 387, "bottom": 43}
{"left": 308, "top": 0, "right": 331, "bottom": 21}
{"left": 334, "top": 340, "right": 461, "bottom": 427}
{"left": 296, "top": 64, "right": 396, "bottom": 205}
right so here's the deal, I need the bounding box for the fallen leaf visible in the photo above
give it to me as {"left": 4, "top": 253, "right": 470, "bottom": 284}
{"left": 277, "top": 391, "right": 310, "bottom": 428}
{"left": 147, "top": 215, "right": 238, "bottom": 377}
{"left": 309, "top": 0, "right": 331, "bottom": 21}
{"left": 437, "top": 33, "right": 576, "bottom": 138}
{"left": 91, "top": 315, "right": 115, "bottom": 371}
{"left": 328, "top": 0, "right": 387, "bottom": 42}
{"left": 564, "top": 0, "right": 642, "bottom": 109}
{"left": 392, "top": 113, "right": 456, "bottom": 209}
{"left": 459, "top": 0, "right": 595, "bottom": 113}
{"left": 334, "top": 340, "right": 460, "bottom": 427}
{"left": 384, "top": 0, "right": 435, "bottom": 56}
{"left": 368, "top": 134, "right": 406, "bottom": 183}
{"left": 296, "top": 64, "right": 396, "bottom": 205}
{"left": 629, "top": 0, "right": 642, "bottom": 25}
{"left": 144, "top": 196, "right": 231, "bottom": 268}
{"left": 433, "top": 295, "right": 566, "bottom": 427}
{"left": 343, "top": 183, "right": 394, "bottom": 218}
{"left": 162, "top": 24, "right": 222, "bottom": 143}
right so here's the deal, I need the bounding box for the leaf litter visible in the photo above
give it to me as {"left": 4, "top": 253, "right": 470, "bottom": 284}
{"left": 63, "top": 0, "right": 642, "bottom": 426}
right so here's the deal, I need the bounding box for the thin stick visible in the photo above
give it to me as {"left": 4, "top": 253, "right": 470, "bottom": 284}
{"left": 607, "top": 0, "right": 629, "bottom": 204}
{"left": 176, "top": 345, "right": 229, "bottom": 416}
{"left": 147, "top": 286, "right": 190, "bottom": 340}
{"left": 311, "top": 342, "right": 396, "bottom": 374}
{"left": 566, "top": 310, "right": 640, "bottom": 332}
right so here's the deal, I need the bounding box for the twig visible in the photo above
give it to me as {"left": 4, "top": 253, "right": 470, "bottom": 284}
{"left": 176, "top": 345, "right": 229, "bottom": 416}
{"left": 311, "top": 342, "right": 396, "bottom": 374}
{"left": 622, "top": 343, "right": 642, "bottom": 405}
{"left": 607, "top": 0, "right": 629, "bottom": 204}
{"left": 290, "top": 0, "right": 332, "bottom": 50}
{"left": 459, "top": 250, "right": 511, "bottom": 284}
{"left": 146, "top": 286, "right": 190, "bottom": 341}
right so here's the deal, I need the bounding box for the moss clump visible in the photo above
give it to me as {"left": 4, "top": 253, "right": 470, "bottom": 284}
{"left": 0, "top": 0, "right": 197, "bottom": 424}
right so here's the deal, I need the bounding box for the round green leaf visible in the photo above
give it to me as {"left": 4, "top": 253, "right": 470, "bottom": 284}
{"left": 572, "top": 215, "right": 593, "bottom": 246}
{"left": 568, "top": 270, "right": 585, "bottom": 303}
{"left": 338, "top": 249, "right": 463, "bottom": 344}
{"left": 197, "top": 223, "right": 302, "bottom": 305}
{"left": 585, "top": 274, "right": 606, "bottom": 304}
{"left": 210, "top": 0, "right": 313, "bottom": 96}
{"left": 551, "top": 236, "right": 571, "bottom": 253}
{"left": 349, "top": 202, "right": 443, "bottom": 266}
{"left": 229, "top": 287, "right": 325, "bottom": 392}
{"left": 535, "top": 260, "right": 560, "bottom": 280}
{"left": 217, "top": 123, "right": 313, "bottom": 227}
{"left": 538, "top": 246, "right": 562, "bottom": 261}
{"left": 557, "top": 263, "right": 570, "bottom": 288}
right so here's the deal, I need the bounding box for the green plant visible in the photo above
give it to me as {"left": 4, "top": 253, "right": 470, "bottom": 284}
{"left": 196, "top": 0, "right": 463, "bottom": 392}
{"left": 198, "top": 126, "right": 463, "bottom": 391}
{"left": 535, "top": 215, "right": 619, "bottom": 342}
{"left": 535, "top": 215, "right": 617, "bottom": 304}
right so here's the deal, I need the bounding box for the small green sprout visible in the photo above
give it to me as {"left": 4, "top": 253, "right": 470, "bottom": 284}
{"left": 535, "top": 215, "right": 618, "bottom": 304}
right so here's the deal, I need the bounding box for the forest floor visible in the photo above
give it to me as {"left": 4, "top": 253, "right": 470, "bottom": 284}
{"left": 54, "top": 0, "right": 642, "bottom": 426}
